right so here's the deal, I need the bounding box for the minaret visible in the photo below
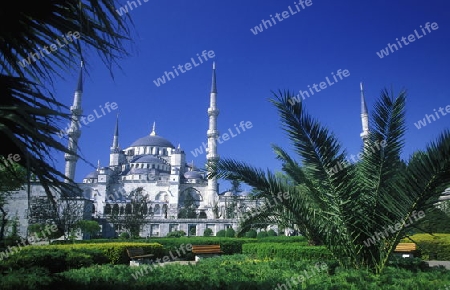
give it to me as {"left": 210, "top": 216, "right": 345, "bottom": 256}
{"left": 206, "top": 62, "right": 219, "bottom": 206}
{"left": 359, "top": 82, "right": 369, "bottom": 146}
{"left": 64, "top": 62, "right": 84, "bottom": 183}
{"left": 109, "top": 114, "right": 121, "bottom": 167}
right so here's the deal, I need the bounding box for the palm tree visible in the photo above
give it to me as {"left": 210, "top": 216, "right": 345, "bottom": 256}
{"left": 212, "top": 89, "right": 450, "bottom": 274}
{"left": 0, "top": 0, "right": 133, "bottom": 215}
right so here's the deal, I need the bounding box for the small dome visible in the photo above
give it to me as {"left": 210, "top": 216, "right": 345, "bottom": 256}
{"left": 184, "top": 171, "right": 203, "bottom": 180}
{"left": 223, "top": 191, "right": 233, "bottom": 197}
{"left": 130, "top": 134, "right": 174, "bottom": 148}
{"left": 85, "top": 170, "right": 98, "bottom": 179}
{"left": 235, "top": 191, "right": 252, "bottom": 196}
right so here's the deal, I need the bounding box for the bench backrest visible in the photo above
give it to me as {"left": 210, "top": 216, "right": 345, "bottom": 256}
{"left": 394, "top": 243, "right": 417, "bottom": 252}
{"left": 192, "top": 244, "right": 222, "bottom": 253}
{"left": 127, "top": 247, "right": 145, "bottom": 257}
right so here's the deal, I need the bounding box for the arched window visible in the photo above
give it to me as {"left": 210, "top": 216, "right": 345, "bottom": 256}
{"left": 125, "top": 203, "right": 132, "bottom": 214}
{"left": 112, "top": 204, "right": 119, "bottom": 215}
{"left": 154, "top": 204, "right": 161, "bottom": 215}
{"left": 104, "top": 204, "right": 112, "bottom": 215}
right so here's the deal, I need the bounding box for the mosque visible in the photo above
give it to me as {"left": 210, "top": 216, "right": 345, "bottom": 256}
{"left": 7, "top": 63, "right": 258, "bottom": 239}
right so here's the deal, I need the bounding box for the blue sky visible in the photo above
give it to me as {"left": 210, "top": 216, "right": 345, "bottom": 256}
{"left": 52, "top": 0, "right": 450, "bottom": 192}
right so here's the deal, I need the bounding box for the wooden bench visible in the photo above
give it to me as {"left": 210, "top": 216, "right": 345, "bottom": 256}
{"left": 394, "top": 243, "right": 417, "bottom": 258}
{"left": 192, "top": 245, "right": 223, "bottom": 261}
{"left": 127, "top": 247, "right": 154, "bottom": 266}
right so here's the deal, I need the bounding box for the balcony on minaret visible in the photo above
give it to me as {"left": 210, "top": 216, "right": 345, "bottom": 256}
{"left": 64, "top": 153, "right": 78, "bottom": 161}
{"left": 70, "top": 106, "right": 82, "bottom": 114}
{"left": 208, "top": 108, "right": 219, "bottom": 116}
{"left": 207, "top": 130, "right": 219, "bottom": 138}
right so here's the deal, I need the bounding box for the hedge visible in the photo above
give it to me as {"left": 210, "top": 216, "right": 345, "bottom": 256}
{"left": 1, "top": 243, "right": 164, "bottom": 267}
{"left": 0, "top": 247, "right": 109, "bottom": 273}
{"left": 242, "top": 243, "right": 332, "bottom": 261}
{"left": 401, "top": 233, "right": 450, "bottom": 260}
{"left": 255, "top": 236, "right": 308, "bottom": 244}
{"left": 2, "top": 254, "right": 448, "bottom": 290}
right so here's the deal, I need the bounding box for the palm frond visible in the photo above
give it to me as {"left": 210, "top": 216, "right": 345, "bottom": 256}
{"left": 0, "top": 0, "right": 133, "bottom": 220}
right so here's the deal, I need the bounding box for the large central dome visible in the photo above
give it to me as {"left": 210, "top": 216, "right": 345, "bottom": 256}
{"left": 130, "top": 134, "right": 175, "bottom": 148}
{"left": 129, "top": 122, "right": 175, "bottom": 148}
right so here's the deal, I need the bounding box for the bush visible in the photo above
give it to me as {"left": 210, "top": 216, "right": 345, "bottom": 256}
{"left": 216, "top": 230, "right": 226, "bottom": 237}
{"left": 267, "top": 229, "right": 277, "bottom": 236}
{"left": 225, "top": 228, "right": 235, "bottom": 238}
{"left": 203, "top": 228, "right": 213, "bottom": 237}
{"left": 257, "top": 231, "right": 268, "bottom": 238}
{"left": 119, "top": 232, "right": 130, "bottom": 240}
{"left": 245, "top": 229, "right": 257, "bottom": 238}
{"left": 166, "top": 230, "right": 186, "bottom": 238}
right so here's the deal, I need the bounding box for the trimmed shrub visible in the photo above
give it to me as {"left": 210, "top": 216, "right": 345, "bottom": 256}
{"left": 257, "top": 231, "right": 268, "bottom": 238}
{"left": 245, "top": 229, "right": 257, "bottom": 238}
{"left": 0, "top": 247, "right": 109, "bottom": 273}
{"left": 243, "top": 243, "right": 332, "bottom": 261}
{"left": 12, "top": 242, "right": 165, "bottom": 265}
{"left": 203, "top": 228, "right": 213, "bottom": 237}
{"left": 255, "top": 236, "right": 308, "bottom": 244}
{"left": 267, "top": 229, "right": 277, "bottom": 236}
{"left": 216, "top": 230, "right": 226, "bottom": 237}
{"left": 225, "top": 228, "right": 235, "bottom": 238}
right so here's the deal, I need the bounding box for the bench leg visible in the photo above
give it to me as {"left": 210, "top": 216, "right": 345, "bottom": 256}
{"left": 130, "top": 259, "right": 152, "bottom": 266}
{"left": 130, "top": 260, "right": 142, "bottom": 266}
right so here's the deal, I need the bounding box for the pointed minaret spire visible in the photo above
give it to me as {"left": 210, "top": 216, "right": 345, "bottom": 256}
{"left": 97, "top": 160, "right": 100, "bottom": 170}
{"left": 360, "top": 82, "right": 369, "bottom": 145}
{"left": 206, "top": 62, "right": 219, "bottom": 209}
{"left": 76, "top": 60, "right": 83, "bottom": 92}
{"left": 150, "top": 121, "right": 156, "bottom": 136}
{"left": 64, "top": 61, "right": 84, "bottom": 183}
{"left": 110, "top": 114, "right": 121, "bottom": 167}
{"left": 112, "top": 114, "right": 119, "bottom": 149}
{"left": 211, "top": 61, "right": 217, "bottom": 93}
